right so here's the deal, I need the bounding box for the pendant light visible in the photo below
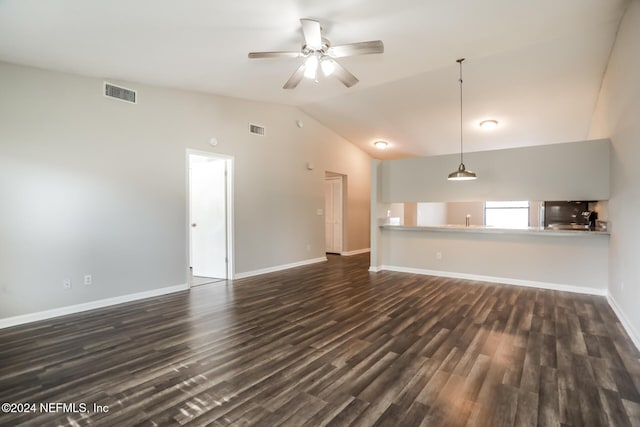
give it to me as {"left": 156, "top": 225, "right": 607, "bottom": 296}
{"left": 448, "top": 58, "right": 477, "bottom": 181}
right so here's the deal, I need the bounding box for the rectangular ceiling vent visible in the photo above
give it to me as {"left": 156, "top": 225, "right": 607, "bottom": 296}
{"left": 104, "top": 82, "right": 137, "bottom": 104}
{"left": 249, "top": 123, "right": 265, "bottom": 136}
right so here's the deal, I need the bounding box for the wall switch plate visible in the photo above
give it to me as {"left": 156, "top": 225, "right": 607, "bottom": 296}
{"left": 316, "top": 209, "right": 323, "bottom": 216}
{"left": 84, "top": 274, "right": 92, "bottom": 285}
{"left": 436, "top": 252, "right": 443, "bottom": 260}
{"left": 63, "top": 279, "right": 72, "bottom": 289}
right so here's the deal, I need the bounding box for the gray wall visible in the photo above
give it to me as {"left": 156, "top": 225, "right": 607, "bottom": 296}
{"left": 369, "top": 160, "right": 384, "bottom": 268}
{"left": 371, "top": 139, "right": 611, "bottom": 296}
{"left": 381, "top": 229, "right": 609, "bottom": 292}
{"left": 381, "top": 139, "right": 610, "bottom": 202}
{"left": 0, "top": 61, "right": 371, "bottom": 319}
{"left": 589, "top": 0, "right": 640, "bottom": 345}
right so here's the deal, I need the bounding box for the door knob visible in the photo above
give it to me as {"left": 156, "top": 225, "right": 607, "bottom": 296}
{"left": 191, "top": 223, "right": 197, "bottom": 227}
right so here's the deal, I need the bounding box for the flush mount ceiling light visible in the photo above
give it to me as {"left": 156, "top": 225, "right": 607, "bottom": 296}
{"left": 479, "top": 119, "right": 498, "bottom": 130}
{"left": 448, "top": 58, "right": 477, "bottom": 181}
{"left": 374, "top": 140, "right": 389, "bottom": 149}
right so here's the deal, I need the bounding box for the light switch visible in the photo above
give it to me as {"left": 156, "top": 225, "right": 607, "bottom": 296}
{"left": 316, "top": 209, "right": 323, "bottom": 216}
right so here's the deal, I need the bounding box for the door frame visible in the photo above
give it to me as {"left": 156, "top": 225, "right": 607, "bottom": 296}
{"left": 186, "top": 149, "right": 234, "bottom": 285}
{"left": 324, "top": 172, "right": 346, "bottom": 255}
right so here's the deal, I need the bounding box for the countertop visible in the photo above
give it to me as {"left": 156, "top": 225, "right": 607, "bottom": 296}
{"left": 380, "top": 224, "right": 610, "bottom": 237}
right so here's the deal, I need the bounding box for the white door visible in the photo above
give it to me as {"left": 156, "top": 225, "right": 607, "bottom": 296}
{"left": 189, "top": 155, "right": 227, "bottom": 278}
{"left": 325, "top": 176, "right": 343, "bottom": 253}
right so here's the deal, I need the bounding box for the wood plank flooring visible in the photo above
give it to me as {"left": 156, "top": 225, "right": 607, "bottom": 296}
{"left": 1, "top": 254, "right": 639, "bottom": 426}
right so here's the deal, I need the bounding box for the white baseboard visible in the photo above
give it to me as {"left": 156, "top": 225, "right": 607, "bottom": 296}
{"left": 607, "top": 294, "right": 640, "bottom": 351}
{"left": 375, "top": 265, "right": 608, "bottom": 296}
{"left": 341, "top": 248, "right": 370, "bottom": 256}
{"left": 234, "top": 257, "right": 327, "bottom": 279}
{"left": 0, "top": 283, "right": 189, "bottom": 330}
{"left": 3, "top": 264, "right": 636, "bottom": 353}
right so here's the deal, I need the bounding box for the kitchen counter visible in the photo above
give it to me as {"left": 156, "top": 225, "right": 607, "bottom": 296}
{"left": 380, "top": 224, "right": 609, "bottom": 237}
{"left": 374, "top": 223, "right": 609, "bottom": 293}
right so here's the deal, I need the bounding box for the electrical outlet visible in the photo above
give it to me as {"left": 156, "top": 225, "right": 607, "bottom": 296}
{"left": 63, "top": 279, "right": 72, "bottom": 289}
{"left": 84, "top": 274, "right": 92, "bottom": 285}
{"left": 620, "top": 281, "right": 625, "bottom": 290}
{"left": 306, "top": 244, "right": 311, "bottom": 251}
{"left": 435, "top": 252, "right": 443, "bottom": 260}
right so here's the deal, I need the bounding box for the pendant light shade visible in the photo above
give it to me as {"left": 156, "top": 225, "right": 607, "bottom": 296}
{"left": 448, "top": 163, "right": 477, "bottom": 180}
{"left": 448, "top": 58, "right": 477, "bottom": 181}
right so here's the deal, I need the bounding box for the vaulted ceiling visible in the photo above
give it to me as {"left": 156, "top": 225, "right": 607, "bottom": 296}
{"left": 0, "top": 0, "right": 629, "bottom": 159}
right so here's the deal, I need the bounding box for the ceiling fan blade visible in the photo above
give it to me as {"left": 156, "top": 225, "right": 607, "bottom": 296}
{"left": 248, "top": 51, "right": 301, "bottom": 59}
{"left": 300, "top": 19, "right": 322, "bottom": 50}
{"left": 283, "top": 64, "right": 306, "bottom": 89}
{"left": 332, "top": 61, "right": 359, "bottom": 88}
{"left": 328, "top": 40, "right": 384, "bottom": 58}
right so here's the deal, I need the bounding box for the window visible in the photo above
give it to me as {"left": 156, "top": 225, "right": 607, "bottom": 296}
{"left": 485, "top": 201, "right": 529, "bottom": 228}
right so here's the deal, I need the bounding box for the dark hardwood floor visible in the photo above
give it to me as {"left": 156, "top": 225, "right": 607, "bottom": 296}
{"left": 1, "top": 254, "right": 639, "bottom": 426}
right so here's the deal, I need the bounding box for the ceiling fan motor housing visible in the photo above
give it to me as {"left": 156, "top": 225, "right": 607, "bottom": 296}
{"left": 301, "top": 38, "right": 331, "bottom": 57}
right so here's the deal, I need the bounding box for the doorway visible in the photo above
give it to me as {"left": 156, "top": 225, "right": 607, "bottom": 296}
{"left": 324, "top": 173, "right": 344, "bottom": 254}
{"left": 187, "top": 151, "right": 233, "bottom": 286}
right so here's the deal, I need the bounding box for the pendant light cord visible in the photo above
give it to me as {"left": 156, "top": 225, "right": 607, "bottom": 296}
{"left": 457, "top": 58, "right": 465, "bottom": 165}
{"left": 447, "top": 57, "right": 476, "bottom": 180}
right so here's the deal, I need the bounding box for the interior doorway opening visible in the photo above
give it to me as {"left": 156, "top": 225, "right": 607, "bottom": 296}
{"left": 187, "top": 150, "right": 234, "bottom": 286}
{"left": 324, "top": 172, "right": 345, "bottom": 255}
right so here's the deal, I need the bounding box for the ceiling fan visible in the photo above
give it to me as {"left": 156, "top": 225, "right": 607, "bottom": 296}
{"left": 248, "top": 19, "right": 384, "bottom": 89}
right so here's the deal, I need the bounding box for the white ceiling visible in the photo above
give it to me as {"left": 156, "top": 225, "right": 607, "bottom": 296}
{"left": 0, "top": 0, "right": 629, "bottom": 159}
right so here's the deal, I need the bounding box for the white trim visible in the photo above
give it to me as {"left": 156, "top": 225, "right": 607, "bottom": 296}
{"left": 341, "top": 248, "right": 370, "bottom": 256}
{"left": 607, "top": 294, "right": 640, "bottom": 351}
{"left": 368, "top": 266, "right": 382, "bottom": 272}
{"left": 324, "top": 174, "right": 345, "bottom": 254}
{"left": 234, "top": 257, "right": 327, "bottom": 279}
{"left": 375, "top": 265, "right": 607, "bottom": 296}
{"left": 0, "top": 283, "right": 189, "bottom": 330}
{"left": 186, "top": 149, "right": 235, "bottom": 283}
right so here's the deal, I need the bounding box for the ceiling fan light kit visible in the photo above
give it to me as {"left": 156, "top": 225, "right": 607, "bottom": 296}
{"left": 320, "top": 58, "right": 336, "bottom": 76}
{"left": 248, "top": 19, "right": 384, "bottom": 89}
{"left": 303, "top": 55, "right": 319, "bottom": 79}
{"left": 448, "top": 58, "right": 477, "bottom": 181}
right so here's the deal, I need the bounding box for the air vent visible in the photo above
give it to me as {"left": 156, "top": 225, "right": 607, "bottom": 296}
{"left": 104, "top": 82, "right": 137, "bottom": 104}
{"left": 249, "top": 123, "right": 265, "bottom": 136}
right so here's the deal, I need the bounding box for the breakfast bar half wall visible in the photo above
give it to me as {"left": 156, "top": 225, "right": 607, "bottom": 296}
{"left": 369, "top": 139, "right": 611, "bottom": 294}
